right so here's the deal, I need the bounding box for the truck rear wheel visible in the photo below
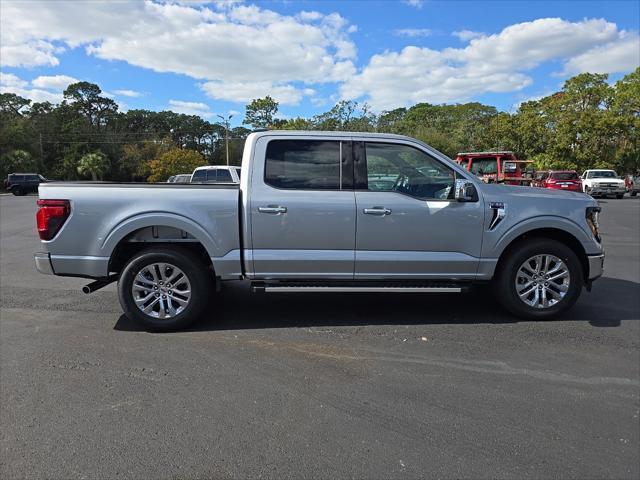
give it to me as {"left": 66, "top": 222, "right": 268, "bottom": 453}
{"left": 12, "top": 186, "right": 25, "bottom": 196}
{"left": 118, "top": 247, "right": 212, "bottom": 332}
{"left": 493, "top": 238, "right": 583, "bottom": 320}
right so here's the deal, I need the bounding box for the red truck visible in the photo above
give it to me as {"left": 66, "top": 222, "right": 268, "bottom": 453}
{"left": 455, "top": 151, "right": 533, "bottom": 186}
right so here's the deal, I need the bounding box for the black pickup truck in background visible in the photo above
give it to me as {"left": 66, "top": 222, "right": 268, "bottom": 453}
{"left": 4, "top": 173, "right": 47, "bottom": 196}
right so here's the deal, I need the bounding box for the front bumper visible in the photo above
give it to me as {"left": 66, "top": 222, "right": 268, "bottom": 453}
{"left": 34, "top": 252, "right": 54, "bottom": 275}
{"left": 587, "top": 254, "right": 604, "bottom": 280}
{"left": 589, "top": 185, "right": 625, "bottom": 195}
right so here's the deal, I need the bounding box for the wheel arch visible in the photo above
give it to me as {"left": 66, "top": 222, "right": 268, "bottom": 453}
{"left": 495, "top": 227, "right": 589, "bottom": 282}
{"left": 103, "top": 214, "right": 220, "bottom": 277}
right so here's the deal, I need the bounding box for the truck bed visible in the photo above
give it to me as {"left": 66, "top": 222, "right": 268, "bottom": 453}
{"left": 38, "top": 182, "right": 242, "bottom": 279}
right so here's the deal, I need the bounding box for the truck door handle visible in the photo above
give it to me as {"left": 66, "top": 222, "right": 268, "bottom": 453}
{"left": 363, "top": 207, "right": 392, "bottom": 216}
{"left": 258, "top": 205, "right": 287, "bottom": 214}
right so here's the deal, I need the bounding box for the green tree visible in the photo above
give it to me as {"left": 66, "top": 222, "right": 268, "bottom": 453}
{"left": 77, "top": 151, "right": 109, "bottom": 181}
{"left": 243, "top": 96, "right": 279, "bottom": 129}
{"left": 147, "top": 148, "right": 205, "bottom": 182}
{"left": 280, "top": 117, "right": 312, "bottom": 130}
{"left": 0, "top": 150, "right": 38, "bottom": 182}
{"left": 63, "top": 82, "right": 118, "bottom": 128}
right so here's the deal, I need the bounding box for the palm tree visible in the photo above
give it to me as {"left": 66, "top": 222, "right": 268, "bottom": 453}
{"left": 77, "top": 152, "right": 109, "bottom": 181}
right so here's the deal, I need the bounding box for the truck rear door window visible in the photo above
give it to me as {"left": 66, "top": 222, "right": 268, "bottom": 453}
{"left": 265, "top": 140, "right": 340, "bottom": 190}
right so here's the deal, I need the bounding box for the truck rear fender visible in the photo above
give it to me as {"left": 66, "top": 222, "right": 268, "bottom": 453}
{"left": 102, "top": 213, "right": 240, "bottom": 279}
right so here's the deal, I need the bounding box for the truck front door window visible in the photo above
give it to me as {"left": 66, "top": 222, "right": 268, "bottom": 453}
{"left": 365, "top": 143, "right": 454, "bottom": 200}
{"left": 265, "top": 140, "right": 340, "bottom": 190}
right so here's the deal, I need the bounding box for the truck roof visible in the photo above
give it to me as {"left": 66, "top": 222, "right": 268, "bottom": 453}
{"left": 457, "top": 151, "right": 515, "bottom": 156}
{"left": 248, "top": 130, "right": 419, "bottom": 142}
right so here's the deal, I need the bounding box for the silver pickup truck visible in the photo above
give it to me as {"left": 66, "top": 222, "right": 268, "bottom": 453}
{"left": 34, "top": 131, "right": 604, "bottom": 331}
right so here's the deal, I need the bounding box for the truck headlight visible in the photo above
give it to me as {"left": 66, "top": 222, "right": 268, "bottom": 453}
{"left": 586, "top": 206, "right": 601, "bottom": 242}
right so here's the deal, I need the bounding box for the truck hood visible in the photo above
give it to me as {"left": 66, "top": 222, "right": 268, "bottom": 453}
{"left": 478, "top": 183, "right": 596, "bottom": 204}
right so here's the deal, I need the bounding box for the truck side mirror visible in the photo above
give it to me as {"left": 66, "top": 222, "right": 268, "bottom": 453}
{"left": 455, "top": 179, "right": 478, "bottom": 202}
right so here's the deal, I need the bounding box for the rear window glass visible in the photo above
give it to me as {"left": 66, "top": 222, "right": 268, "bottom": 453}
{"left": 216, "top": 169, "right": 232, "bottom": 182}
{"left": 551, "top": 172, "right": 578, "bottom": 180}
{"left": 191, "top": 170, "right": 206, "bottom": 182}
{"left": 469, "top": 158, "right": 498, "bottom": 175}
{"left": 265, "top": 140, "right": 340, "bottom": 190}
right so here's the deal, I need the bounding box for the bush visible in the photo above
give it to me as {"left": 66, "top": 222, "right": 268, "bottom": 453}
{"left": 147, "top": 148, "right": 205, "bottom": 182}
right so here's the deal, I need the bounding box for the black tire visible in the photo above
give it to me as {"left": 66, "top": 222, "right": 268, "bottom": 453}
{"left": 12, "top": 186, "right": 25, "bottom": 196}
{"left": 493, "top": 238, "right": 584, "bottom": 320}
{"left": 632, "top": 191, "right": 638, "bottom": 197}
{"left": 118, "top": 247, "right": 213, "bottom": 332}
{"left": 616, "top": 193, "right": 624, "bottom": 199}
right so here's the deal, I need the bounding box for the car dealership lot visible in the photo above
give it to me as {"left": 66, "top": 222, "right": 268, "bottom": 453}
{"left": 1, "top": 195, "right": 638, "bottom": 479}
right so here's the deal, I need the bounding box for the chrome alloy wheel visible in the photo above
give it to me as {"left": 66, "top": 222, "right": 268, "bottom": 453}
{"left": 131, "top": 263, "right": 191, "bottom": 319}
{"left": 515, "top": 254, "right": 570, "bottom": 309}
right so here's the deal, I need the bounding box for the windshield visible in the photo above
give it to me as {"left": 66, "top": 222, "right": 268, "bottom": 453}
{"left": 469, "top": 158, "right": 497, "bottom": 175}
{"left": 590, "top": 171, "right": 617, "bottom": 178}
{"left": 551, "top": 172, "right": 579, "bottom": 180}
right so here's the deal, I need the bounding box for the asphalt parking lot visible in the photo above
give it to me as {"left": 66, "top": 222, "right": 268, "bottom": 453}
{"left": 1, "top": 194, "right": 639, "bottom": 479}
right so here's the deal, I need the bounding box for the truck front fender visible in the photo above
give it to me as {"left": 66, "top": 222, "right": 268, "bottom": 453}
{"left": 485, "top": 215, "right": 599, "bottom": 259}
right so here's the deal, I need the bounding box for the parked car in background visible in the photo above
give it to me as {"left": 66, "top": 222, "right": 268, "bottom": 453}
{"left": 190, "top": 165, "right": 241, "bottom": 183}
{"left": 532, "top": 170, "right": 548, "bottom": 188}
{"left": 624, "top": 174, "right": 639, "bottom": 197}
{"left": 33, "top": 131, "right": 604, "bottom": 331}
{"left": 533, "top": 170, "right": 583, "bottom": 192}
{"left": 631, "top": 175, "right": 640, "bottom": 197}
{"left": 4, "top": 173, "right": 47, "bottom": 196}
{"left": 167, "top": 174, "right": 192, "bottom": 183}
{"left": 581, "top": 169, "right": 626, "bottom": 198}
{"left": 455, "top": 151, "right": 533, "bottom": 186}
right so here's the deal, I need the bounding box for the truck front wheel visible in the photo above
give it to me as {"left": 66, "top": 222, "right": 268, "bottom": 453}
{"left": 118, "top": 247, "right": 212, "bottom": 331}
{"left": 494, "top": 238, "right": 584, "bottom": 320}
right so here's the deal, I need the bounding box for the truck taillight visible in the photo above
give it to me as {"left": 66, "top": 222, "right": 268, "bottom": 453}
{"left": 36, "top": 199, "right": 70, "bottom": 240}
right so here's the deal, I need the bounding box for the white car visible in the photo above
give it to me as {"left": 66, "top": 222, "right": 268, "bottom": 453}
{"left": 581, "top": 169, "right": 626, "bottom": 199}
{"left": 166, "top": 174, "right": 192, "bottom": 183}
{"left": 190, "top": 165, "right": 241, "bottom": 184}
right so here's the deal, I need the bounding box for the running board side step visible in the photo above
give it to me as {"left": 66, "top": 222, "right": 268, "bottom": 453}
{"left": 251, "top": 282, "right": 469, "bottom": 294}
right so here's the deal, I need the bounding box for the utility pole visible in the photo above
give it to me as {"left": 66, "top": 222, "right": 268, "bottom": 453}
{"left": 217, "top": 114, "right": 233, "bottom": 166}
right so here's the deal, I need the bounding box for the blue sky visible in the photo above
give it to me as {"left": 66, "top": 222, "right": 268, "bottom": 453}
{"left": 1, "top": 0, "right": 638, "bottom": 126}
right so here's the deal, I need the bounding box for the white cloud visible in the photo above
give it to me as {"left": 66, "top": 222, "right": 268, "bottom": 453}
{"left": 393, "top": 28, "right": 432, "bottom": 38}
{"left": 0, "top": 1, "right": 357, "bottom": 103}
{"left": 0, "top": 72, "right": 27, "bottom": 88}
{"left": 31, "top": 75, "right": 79, "bottom": 90}
{"left": 0, "top": 73, "right": 64, "bottom": 103}
{"left": 168, "top": 99, "right": 213, "bottom": 117}
{"left": 562, "top": 31, "right": 640, "bottom": 75}
{"left": 112, "top": 89, "right": 143, "bottom": 98}
{"left": 342, "top": 18, "right": 637, "bottom": 110}
{"left": 200, "top": 81, "right": 310, "bottom": 106}
{"left": 402, "top": 0, "right": 424, "bottom": 8}
{"left": 452, "top": 30, "right": 484, "bottom": 41}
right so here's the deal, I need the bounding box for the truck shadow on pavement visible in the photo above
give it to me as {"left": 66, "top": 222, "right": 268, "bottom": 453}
{"left": 114, "top": 276, "right": 639, "bottom": 332}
